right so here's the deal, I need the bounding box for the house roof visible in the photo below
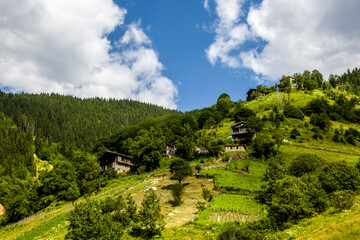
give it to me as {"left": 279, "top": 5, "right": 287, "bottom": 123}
{"left": 230, "top": 121, "right": 248, "bottom": 129}
{"left": 166, "top": 142, "right": 176, "bottom": 148}
{"left": 246, "top": 89, "right": 267, "bottom": 95}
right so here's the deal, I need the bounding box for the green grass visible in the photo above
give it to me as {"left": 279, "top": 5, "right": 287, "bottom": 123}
{"left": 197, "top": 195, "right": 267, "bottom": 224}
{"left": 210, "top": 195, "right": 265, "bottom": 213}
{"left": 162, "top": 223, "right": 222, "bottom": 240}
{"left": 15, "top": 212, "right": 69, "bottom": 240}
{"left": 244, "top": 90, "right": 324, "bottom": 116}
{"left": 276, "top": 196, "right": 360, "bottom": 240}
{"left": 215, "top": 119, "right": 234, "bottom": 140}
{"left": 280, "top": 144, "right": 360, "bottom": 165}
{"left": 199, "top": 160, "right": 267, "bottom": 192}
{"left": 0, "top": 174, "right": 148, "bottom": 240}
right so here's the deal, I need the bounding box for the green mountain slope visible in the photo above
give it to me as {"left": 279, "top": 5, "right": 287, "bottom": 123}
{"left": 3, "top": 78, "right": 360, "bottom": 239}
{"left": 0, "top": 91, "right": 178, "bottom": 150}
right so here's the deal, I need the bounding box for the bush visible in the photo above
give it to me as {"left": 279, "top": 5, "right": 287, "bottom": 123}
{"left": 250, "top": 135, "right": 277, "bottom": 159}
{"left": 171, "top": 183, "right": 184, "bottom": 206}
{"left": 195, "top": 201, "right": 206, "bottom": 212}
{"left": 310, "top": 113, "right": 331, "bottom": 130}
{"left": 136, "top": 189, "right": 164, "bottom": 238}
{"left": 288, "top": 154, "right": 325, "bottom": 178}
{"left": 284, "top": 104, "right": 304, "bottom": 120}
{"left": 318, "top": 161, "right": 360, "bottom": 193}
{"left": 331, "top": 190, "right": 357, "bottom": 211}
{"left": 290, "top": 128, "right": 300, "bottom": 139}
{"left": 268, "top": 176, "right": 314, "bottom": 227}
{"left": 202, "top": 188, "right": 212, "bottom": 202}
{"left": 66, "top": 200, "right": 124, "bottom": 240}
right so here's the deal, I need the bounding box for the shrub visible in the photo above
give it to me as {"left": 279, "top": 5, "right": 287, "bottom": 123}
{"left": 250, "top": 135, "right": 277, "bottom": 159}
{"left": 331, "top": 190, "right": 357, "bottom": 211}
{"left": 136, "top": 189, "right": 164, "bottom": 238}
{"left": 195, "top": 201, "right": 206, "bottom": 212}
{"left": 202, "top": 188, "right": 212, "bottom": 202}
{"left": 290, "top": 128, "right": 300, "bottom": 139}
{"left": 171, "top": 183, "right": 184, "bottom": 206}
{"left": 318, "top": 161, "right": 360, "bottom": 193}
{"left": 310, "top": 113, "right": 331, "bottom": 130}
{"left": 284, "top": 104, "right": 304, "bottom": 120}
{"left": 268, "top": 176, "right": 314, "bottom": 226}
{"left": 288, "top": 154, "right": 325, "bottom": 178}
{"left": 217, "top": 225, "right": 264, "bottom": 240}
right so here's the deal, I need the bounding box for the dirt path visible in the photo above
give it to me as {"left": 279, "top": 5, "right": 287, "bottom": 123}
{"left": 131, "top": 173, "right": 215, "bottom": 228}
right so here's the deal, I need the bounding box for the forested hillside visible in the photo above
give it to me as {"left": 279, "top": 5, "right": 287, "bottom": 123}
{"left": 0, "top": 91, "right": 178, "bottom": 150}
{"left": 3, "top": 68, "right": 360, "bottom": 239}
{"left": 329, "top": 67, "right": 360, "bottom": 95}
{"left": 0, "top": 113, "right": 34, "bottom": 179}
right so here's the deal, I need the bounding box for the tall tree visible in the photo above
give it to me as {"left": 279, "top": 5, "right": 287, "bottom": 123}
{"left": 170, "top": 158, "right": 192, "bottom": 184}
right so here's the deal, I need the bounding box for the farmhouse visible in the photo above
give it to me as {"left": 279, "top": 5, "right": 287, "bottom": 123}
{"left": 98, "top": 150, "right": 133, "bottom": 173}
{"left": 246, "top": 89, "right": 269, "bottom": 101}
{"left": 280, "top": 76, "right": 297, "bottom": 89}
{"left": 165, "top": 143, "right": 176, "bottom": 158}
{"left": 224, "top": 145, "right": 246, "bottom": 152}
{"left": 231, "top": 121, "right": 250, "bottom": 139}
{"left": 230, "top": 121, "right": 255, "bottom": 142}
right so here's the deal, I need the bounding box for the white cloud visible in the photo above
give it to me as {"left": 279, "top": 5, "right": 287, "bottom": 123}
{"left": 206, "top": 0, "right": 360, "bottom": 81}
{"left": 0, "top": 0, "right": 177, "bottom": 109}
{"left": 206, "top": 0, "right": 250, "bottom": 68}
{"left": 204, "top": 0, "right": 210, "bottom": 12}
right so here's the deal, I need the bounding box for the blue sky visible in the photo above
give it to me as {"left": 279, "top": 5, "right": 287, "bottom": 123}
{"left": 0, "top": 0, "right": 360, "bottom": 111}
{"left": 113, "top": 0, "right": 260, "bottom": 111}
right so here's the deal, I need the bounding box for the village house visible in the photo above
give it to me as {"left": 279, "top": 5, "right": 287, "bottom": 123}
{"left": 231, "top": 121, "right": 249, "bottom": 139}
{"left": 230, "top": 121, "right": 255, "bottom": 142}
{"left": 224, "top": 145, "right": 246, "bottom": 152}
{"left": 280, "top": 76, "right": 297, "bottom": 89}
{"left": 246, "top": 89, "right": 269, "bottom": 101}
{"left": 98, "top": 150, "right": 133, "bottom": 173}
{"left": 165, "top": 143, "right": 176, "bottom": 158}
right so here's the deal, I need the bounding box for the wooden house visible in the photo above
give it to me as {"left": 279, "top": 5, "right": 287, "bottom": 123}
{"left": 98, "top": 151, "right": 133, "bottom": 173}
{"left": 165, "top": 143, "right": 176, "bottom": 158}
{"left": 231, "top": 121, "right": 254, "bottom": 141}
{"left": 224, "top": 145, "right": 246, "bottom": 152}
{"left": 246, "top": 89, "right": 269, "bottom": 101}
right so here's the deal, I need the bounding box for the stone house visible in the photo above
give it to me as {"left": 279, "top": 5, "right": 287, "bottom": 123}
{"left": 224, "top": 145, "right": 246, "bottom": 152}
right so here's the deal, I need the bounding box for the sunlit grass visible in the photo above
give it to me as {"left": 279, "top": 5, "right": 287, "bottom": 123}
{"left": 280, "top": 144, "right": 360, "bottom": 165}
{"left": 280, "top": 196, "right": 360, "bottom": 240}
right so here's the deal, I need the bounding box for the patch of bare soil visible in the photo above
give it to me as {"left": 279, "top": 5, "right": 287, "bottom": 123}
{"left": 130, "top": 173, "right": 215, "bottom": 227}
{"left": 0, "top": 203, "right": 4, "bottom": 215}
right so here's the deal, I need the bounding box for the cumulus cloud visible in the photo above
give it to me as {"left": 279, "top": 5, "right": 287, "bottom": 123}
{"left": 0, "top": 0, "right": 177, "bottom": 109}
{"left": 206, "top": 0, "right": 360, "bottom": 81}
